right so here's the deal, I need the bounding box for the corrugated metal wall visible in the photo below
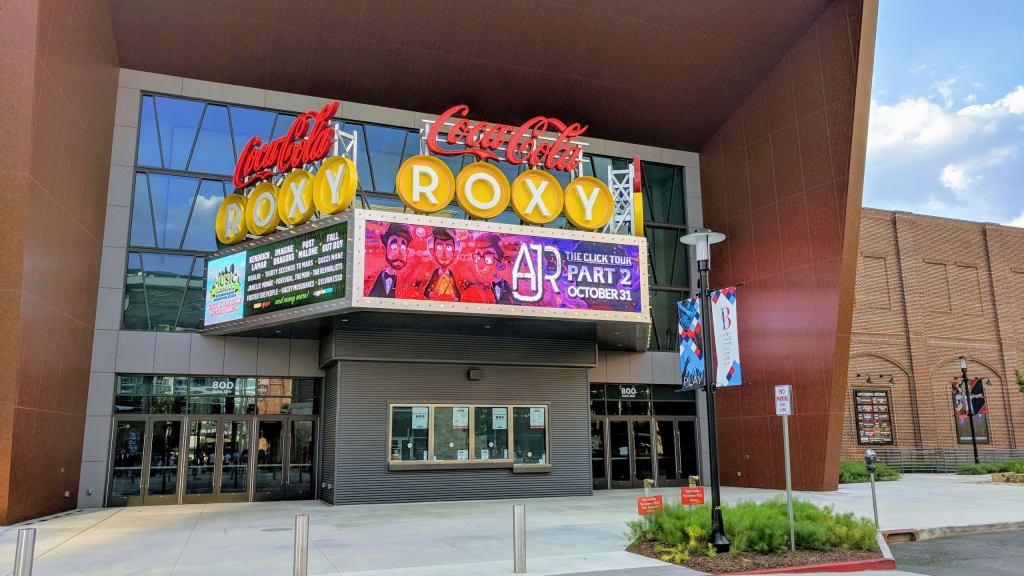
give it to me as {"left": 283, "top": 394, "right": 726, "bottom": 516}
{"left": 319, "top": 363, "right": 339, "bottom": 504}
{"left": 331, "top": 360, "right": 591, "bottom": 504}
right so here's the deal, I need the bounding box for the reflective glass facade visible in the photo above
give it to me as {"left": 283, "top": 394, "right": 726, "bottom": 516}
{"left": 125, "top": 94, "right": 690, "bottom": 348}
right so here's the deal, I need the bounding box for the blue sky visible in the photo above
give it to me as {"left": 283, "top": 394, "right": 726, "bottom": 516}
{"left": 865, "top": 0, "right": 1024, "bottom": 226}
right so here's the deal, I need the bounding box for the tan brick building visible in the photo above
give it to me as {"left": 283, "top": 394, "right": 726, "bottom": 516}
{"left": 842, "top": 208, "right": 1024, "bottom": 461}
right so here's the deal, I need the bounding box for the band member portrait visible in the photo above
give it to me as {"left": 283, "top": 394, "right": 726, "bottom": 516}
{"left": 368, "top": 222, "right": 411, "bottom": 298}
{"left": 471, "top": 233, "right": 513, "bottom": 305}
{"left": 423, "top": 227, "right": 461, "bottom": 301}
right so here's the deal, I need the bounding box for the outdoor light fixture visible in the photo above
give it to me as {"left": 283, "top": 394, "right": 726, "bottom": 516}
{"left": 679, "top": 228, "right": 730, "bottom": 553}
{"left": 957, "top": 355, "right": 980, "bottom": 464}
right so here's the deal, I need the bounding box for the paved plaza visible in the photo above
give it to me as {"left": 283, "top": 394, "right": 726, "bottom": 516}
{"left": 1, "top": 474, "right": 1021, "bottom": 575}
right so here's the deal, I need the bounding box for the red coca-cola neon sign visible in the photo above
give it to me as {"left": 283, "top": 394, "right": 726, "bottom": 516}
{"left": 233, "top": 101, "right": 339, "bottom": 189}
{"left": 426, "top": 105, "right": 588, "bottom": 172}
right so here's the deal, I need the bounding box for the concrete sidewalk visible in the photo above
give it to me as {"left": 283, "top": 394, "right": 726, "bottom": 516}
{"left": 0, "top": 474, "right": 1018, "bottom": 575}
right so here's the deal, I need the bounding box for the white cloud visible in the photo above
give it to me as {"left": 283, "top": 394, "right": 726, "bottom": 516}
{"left": 867, "top": 98, "right": 961, "bottom": 150}
{"left": 931, "top": 76, "right": 958, "bottom": 108}
{"left": 962, "top": 93, "right": 977, "bottom": 104}
{"left": 1006, "top": 211, "right": 1024, "bottom": 228}
{"left": 958, "top": 85, "right": 1024, "bottom": 116}
{"left": 938, "top": 146, "right": 1017, "bottom": 198}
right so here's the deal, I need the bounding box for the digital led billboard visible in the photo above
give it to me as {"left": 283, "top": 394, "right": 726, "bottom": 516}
{"left": 358, "top": 213, "right": 645, "bottom": 318}
{"left": 203, "top": 221, "right": 347, "bottom": 328}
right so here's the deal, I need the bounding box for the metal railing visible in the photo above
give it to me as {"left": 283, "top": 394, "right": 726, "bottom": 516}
{"left": 872, "top": 448, "right": 1024, "bottom": 473}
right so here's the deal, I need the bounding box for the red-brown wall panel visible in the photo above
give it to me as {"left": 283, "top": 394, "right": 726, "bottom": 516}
{"left": 699, "top": 0, "right": 876, "bottom": 491}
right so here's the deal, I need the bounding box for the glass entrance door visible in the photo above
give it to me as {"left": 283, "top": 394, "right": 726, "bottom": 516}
{"left": 591, "top": 420, "right": 606, "bottom": 490}
{"left": 254, "top": 419, "right": 285, "bottom": 501}
{"left": 655, "top": 419, "right": 682, "bottom": 487}
{"left": 219, "top": 419, "right": 251, "bottom": 502}
{"left": 182, "top": 416, "right": 255, "bottom": 503}
{"left": 287, "top": 419, "right": 316, "bottom": 499}
{"left": 632, "top": 420, "right": 654, "bottom": 487}
{"left": 183, "top": 418, "right": 218, "bottom": 503}
{"left": 254, "top": 417, "right": 318, "bottom": 501}
{"left": 608, "top": 419, "right": 632, "bottom": 489}
{"left": 108, "top": 417, "right": 183, "bottom": 506}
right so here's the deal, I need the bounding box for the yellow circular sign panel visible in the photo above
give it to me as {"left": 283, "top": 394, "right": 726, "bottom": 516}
{"left": 511, "top": 170, "right": 564, "bottom": 225}
{"left": 313, "top": 155, "right": 358, "bottom": 215}
{"left": 216, "top": 193, "right": 248, "bottom": 244}
{"left": 245, "top": 181, "right": 281, "bottom": 235}
{"left": 396, "top": 155, "right": 455, "bottom": 214}
{"left": 564, "top": 176, "right": 614, "bottom": 230}
{"left": 455, "top": 162, "right": 511, "bottom": 219}
{"left": 278, "top": 170, "right": 315, "bottom": 226}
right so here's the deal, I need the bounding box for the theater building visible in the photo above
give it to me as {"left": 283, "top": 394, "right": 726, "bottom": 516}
{"left": 0, "top": 0, "right": 878, "bottom": 522}
{"left": 843, "top": 208, "right": 1024, "bottom": 462}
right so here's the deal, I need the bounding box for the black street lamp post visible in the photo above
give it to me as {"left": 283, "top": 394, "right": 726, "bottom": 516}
{"left": 681, "top": 228, "right": 730, "bottom": 553}
{"left": 958, "top": 356, "right": 980, "bottom": 464}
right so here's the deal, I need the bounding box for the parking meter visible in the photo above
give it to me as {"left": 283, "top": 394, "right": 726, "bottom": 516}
{"left": 864, "top": 449, "right": 877, "bottom": 474}
{"left": 864, "top": 449, "right": 879, "bottom": 528}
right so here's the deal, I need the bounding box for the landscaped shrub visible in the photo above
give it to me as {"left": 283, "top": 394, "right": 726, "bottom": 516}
{"left": 956, "top": 460, "right": 1024, "bottom": 475}
{"left": 628, "top": 498, "right": 878, "bottom": 560}
{"left": 839, "top": 460, "right": 900, "bottom": 483}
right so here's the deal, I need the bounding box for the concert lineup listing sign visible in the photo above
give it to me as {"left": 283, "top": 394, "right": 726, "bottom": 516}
{"left": 361, "top": 219, "right": 641, "bottom": 313}
{"left": 204, "top": 221, "right": 347, "bottom": 326}
{"left": 854, "top": 390, "right": 893, "bottom": 445}
{"left": 951, "top": 379, "right": 990, "bottom": 444}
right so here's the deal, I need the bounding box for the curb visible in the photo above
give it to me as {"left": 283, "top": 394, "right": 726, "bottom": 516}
{"left": 717, "top": 531, "right": 896, "bottom": 575}
{"left": 720, "top": 557, "right": 896, "bottom": 574}
{"left": 884, "top": 520, "right": 1024, "bottom": 543}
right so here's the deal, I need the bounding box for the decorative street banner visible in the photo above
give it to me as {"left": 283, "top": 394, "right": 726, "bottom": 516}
{"left": 710, "top": 286, "right": 742, "bottom": 387}
{"left": 204, "top": 221, "right": 347, "bottom": 328}
{"left": 678, "top": 297, "right": 705, "bottom": 390}
{"left": 951, "top": 380, "right": 990, "bottom": 444}
{"left": 362, "top": 219, "right": 641, "bottom": 312}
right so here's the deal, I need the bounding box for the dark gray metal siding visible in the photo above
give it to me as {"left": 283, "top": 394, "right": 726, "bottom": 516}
{"left": 332, "top": 329, "right": 596, "bottom": 367}
{"left": 333, "top": 360, "right": 591, "bottom": 505}
{"left": 319, "top": 364, "right": 339, "bottom": 504}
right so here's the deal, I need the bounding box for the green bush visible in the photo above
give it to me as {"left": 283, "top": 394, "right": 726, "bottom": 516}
{"left": 839, "top": 460, "right": 900, "bottom": 483}
{"left": 628, "top": 498, "right": 878, "bottom": 559}
{"left": 956, "top": 460, "right": 1024, "bottom": 475}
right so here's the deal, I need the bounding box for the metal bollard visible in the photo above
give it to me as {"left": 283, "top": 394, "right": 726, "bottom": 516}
{"left": 293, "top": 514, "right": 309, "bottom": 576}
{"left": 513, "top": 505, "right": 526, "bottom": 574}
{"left": 14, "top": 528, "right": 36, "bottom": 576}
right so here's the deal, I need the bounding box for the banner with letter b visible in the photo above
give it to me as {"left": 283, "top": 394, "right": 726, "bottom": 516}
{"left": 710, "top": 287, "right": 742, "bottom": 387}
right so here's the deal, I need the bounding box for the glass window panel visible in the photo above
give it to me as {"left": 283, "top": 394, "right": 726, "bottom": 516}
{"left": 113, "top": 396, "right": 146, "bottom": 413}
{"left": 474, "top": 407, "right": 509, "bottom": 460}
{"left": 140, "top": 252, "right": 193, "bottom": 331}
{"left": 188, "top": 105, "right": 234, "bottom": 175}
{"left": 257, "top": 397, "right": 291, "bottom": 414}
{"left": 431, "top": 135, "right": 471, "bottom": 181}
{"left": 272, "top": 114, "right": 297, "bottom": 139}
{"left": 433, "top": 406, "right": 470, "bottom": 461}
{"left": 390, "top": 406, "right": 429, "bottom": 461}
{"left": 400, "top": 130, "right": 421, "bottom": 162}
{"left": 137, "top": 95, "right": 162, "bottom": 167}
{"left": 123, "top": 252, "right": 149, "bottom": 330}
{"left": 641, "top": 162, "right": 677, "bottom": 224}
{"left": 292, "top": 379, "right": 317, "bottom": 397}
{"left": 364, "top": 125, "right": 409, "bottom": 194}
{"left": 129, "top": 173, "right": 155, "bottom": 247}
{"left": 607, "top": 384, "right": 651, "bottom": 400}
{"left": 652, "top": 402, "right": 697, "bottom": 416}
{"left": 362, "top": 193, "right": 407, "bottom": 212}
{"left": 487, "top": 210, "right": 522, "bottom": 225}
{"left": 590, "top": 384, "right": 606, "bottom": 399}
{"left": 582, "top": 155, "right": 596, "bottom": 177}
{"left": 230, "top": 106, "right": 276, "bottom": 160}
{"left": 189, "top": 396, "right": 252, "bottom": 414}
{"left": 342, "top": 123, "right": 374, "bottom": 192}
{"left": 512, "top": 407, "right": 547, "bottom": 464}
{"left": 182, "top": 180, "right": 226, "bottom": 252}
{"left": 257, "top": 378, "right": 291, "bottom": 397}
{"left": 670, "top": 166, "right": 686, "bottom": 225}
{"left": 492, "top": 158, "right": 520, "bottom": 186}
{"left": 543, "top": 166, "right": 572, "bottom": 188}
{"left": 155, "top": 96, "right": 204, "bottom": 170}
{"left": 116, "top": 375, "right": 154, "bottom": 395}
{"left": 176, "top": 258, "right": 205, "bottom": 331}
{"left": 649, "top": 289, "right": 684, "bottom": 351}
{"left": 148, "top": 174, "right": 199, "bottom": 249}
{"left": 287, "top": 398, "right": 317, "bottom": 414}
{"left": 149, "top": 396, "right": 187, "bottom": 414}
{"left": 652, "top": 386, "right": 695, "bottom": 402}
{"left": 646, "top": 227, "right": 686, "bottom": 287}
{"left": 151, "top": 376, "right": 188, "bottom": 395}
{"left": 541, "top": 215, "right": 568, "bottom": 229}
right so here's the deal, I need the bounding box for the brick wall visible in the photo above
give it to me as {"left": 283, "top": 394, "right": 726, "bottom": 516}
{"left": 842, "top": 208, "right": 1024, "bottom": 459}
